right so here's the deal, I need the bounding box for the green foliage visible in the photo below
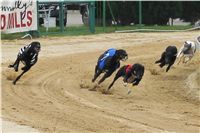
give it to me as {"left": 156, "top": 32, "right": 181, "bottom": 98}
{"left": 95, "top": 1, "right": 199, "bottom": 26}
{"left": 181, "top": 2, "right": 200, "bottom": 24}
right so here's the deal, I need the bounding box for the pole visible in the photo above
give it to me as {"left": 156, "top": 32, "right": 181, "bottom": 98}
{"left": 139, "top": 0, "right": 142, "bottom": 26}
{"left": 59, "top": 2, "right": 64, "bottom": 32}
{"left": 37, "top": 1, "right": 39, "bottom": 30}
{"left": 103, "top": 0, "right": 106, "bottom": 32}
{"left": 89, "top": 1, "right": 95, "bottom": 33}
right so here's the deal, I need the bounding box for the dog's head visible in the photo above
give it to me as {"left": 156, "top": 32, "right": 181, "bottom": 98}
{"left": 131, "top": 63, "right": 145, "bottom": 80}
{"left": 183, "top": 41, "right": 192, "bottom": 52}
{"left": 116, "top": 49, "right": 128, "bottom": 61}
{"left": 197, "top": 36, "right": 200, "bottom": 44}
{"left": 32, "top": 41, "right": 41, "bottom": 53}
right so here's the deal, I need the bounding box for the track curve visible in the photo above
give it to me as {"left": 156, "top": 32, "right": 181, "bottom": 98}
{"left": 2, "top": 32, "right": 200, "bottom": 132}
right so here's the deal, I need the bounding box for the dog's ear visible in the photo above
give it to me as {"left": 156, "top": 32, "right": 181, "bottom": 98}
{"left": 197, "top": 36, "right": 200, "bottom": 44}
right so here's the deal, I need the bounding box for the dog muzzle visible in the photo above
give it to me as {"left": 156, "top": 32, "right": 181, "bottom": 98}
{"left": 122, "top": 56, "right": 128, "bottom": 61}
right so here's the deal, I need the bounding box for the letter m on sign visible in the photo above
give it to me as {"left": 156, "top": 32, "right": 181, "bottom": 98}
{"left": 7, "top": 13, "right": 14, "bottom": 29}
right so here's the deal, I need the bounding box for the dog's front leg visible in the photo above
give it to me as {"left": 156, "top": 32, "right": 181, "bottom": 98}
{"left": 155, "top": 52, "right": 165, "bottom": 64}
{"left": 185, "top": 55, "right": 193, "bottom": 64}
{"left": 166, "top": 62, "right": 174, "bottom": 72}
{"left": 177, "top": 55, "right": 183, "bottom": 65}
{"left": 92, "top": 69, "right": 102, "bottom": 83}
{"left": 107, "top": 71, "right": 122, "bottom": 90}
{"left": 183, "top": 56, "right": 188, "bottom": 64}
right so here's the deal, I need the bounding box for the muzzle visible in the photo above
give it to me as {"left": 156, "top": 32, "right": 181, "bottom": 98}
{"left": 121, "top": 56, "right": 128, "bottom": 61}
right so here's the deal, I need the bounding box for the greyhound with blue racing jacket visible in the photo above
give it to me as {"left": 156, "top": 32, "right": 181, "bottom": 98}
{"left": 92, "top": 48, "right": 128, "bottom": 87}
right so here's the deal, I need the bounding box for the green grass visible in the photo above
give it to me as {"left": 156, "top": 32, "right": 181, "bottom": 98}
{"left": 115, "top": 25, "right": 193, "bottom": 31}
{"left": 1, "top": 25, "right": 194, "bottom": 40}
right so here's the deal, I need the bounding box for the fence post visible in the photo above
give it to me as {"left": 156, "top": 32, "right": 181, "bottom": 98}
{"left": 103, "top": 0, "right": 106, "bottom": 32}
{"left": 89, "top": 1, "right": 95, "bottom": 33}
{"left": 37, "top": 1, "right": 39, "bottom": 30}
{"left": 139, "top": 0, "right": 142, "bottom": 26}
{"left": 59, "top": 2, "right": 64, "bottom": 32}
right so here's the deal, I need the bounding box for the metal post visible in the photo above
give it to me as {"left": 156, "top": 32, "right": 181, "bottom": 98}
{"left": 35, "top": 0, "right": 40, "bottom": 37}
{"left": 89, "top": 1, "right": 95, "bottom": 33}
{"left": 37, "top": 1, "right": 39, "bottom": 30}
{"left": 59, "top": 2, "right": 64, "bottom": 32}
{"left": 103, "top": 0, "right": 106, "bottom": 32}
{"left": 139, "top": 0, "right": 142, "bottom": 26}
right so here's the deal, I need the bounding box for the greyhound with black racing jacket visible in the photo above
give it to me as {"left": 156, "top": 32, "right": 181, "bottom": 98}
{"left": 155, "top": 46, "right": 177, "bottom": 72}
{"left": 107, "top": 63, "right": 145, "bottom": 93}
{"left": 92, "top": 48, "right": 128, "bottom": 86}
{"left": 8, "top": 41, "right": 41, "bottom": 85}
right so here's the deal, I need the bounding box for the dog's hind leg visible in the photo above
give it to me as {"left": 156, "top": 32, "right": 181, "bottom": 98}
{"left": 159, "top": 62, "right": 165, "bottom": 68}
{"left": 155, "top": 60, "right": 161, "bottom": 64}
{"left": 177, "top": 55, "right": 183, "bottom": 65}
{"left": 8, "top": 57, "right": 20, "bottom": 72}
{"left": 98, "top": 70, "right": 113, "bottom": 85}
{"left": 13, "top": 66, "right": 30, "bottom": 85}
{"left": 155, "top": 52, "right": 165, "bottom": 64}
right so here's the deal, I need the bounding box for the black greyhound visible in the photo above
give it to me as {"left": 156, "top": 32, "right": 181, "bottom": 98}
{"left": 8, "top": 41, "right": 41, "bottom": 85}
{"left": 92, "top": 48, "right": 128, "bottom": 86}
{"left": 107, "top": 63, "right": 145, "bottom": 91}
{"left": 155, "top": 46, "right": 177, "bottom": 72}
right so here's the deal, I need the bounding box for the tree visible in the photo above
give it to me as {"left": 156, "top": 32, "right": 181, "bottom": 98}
{"left": 95, "top": 1, "right": 200, "bottom": 26}
{"left": 181, "top": 1, "right": 200, "bottom": 24}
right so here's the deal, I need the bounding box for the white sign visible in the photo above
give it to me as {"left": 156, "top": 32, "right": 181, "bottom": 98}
{"left": 1, "top": 0, "right": 37, "bottom": 33}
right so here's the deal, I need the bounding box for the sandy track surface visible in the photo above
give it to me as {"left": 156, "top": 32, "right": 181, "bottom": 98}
{"left": 1, "top": 32, "right": 200, "bottom": 133}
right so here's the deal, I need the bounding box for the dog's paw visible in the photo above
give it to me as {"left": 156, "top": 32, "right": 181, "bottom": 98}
{"left": 89, "top": 85, "right": 98, "bottom": 91}
{"left": 127, "top": 89, "right": 132, "bottom": 95}
{"left": 91, "top": 78, "right": 95, "bottom": 83}
{"left": 102, "top": 90, "right": 112, "bottom": 95}
{"left": 13, "top": 81, "right": 16, "bottom": 85}
{"left": 8, "top": 65, "right": 14, "bottom": 68}
{"left": 123, "top": 82, "right": 128, "bottom": 87}
{"left": 14, "top": 65, "right": 19, "bottom": 72}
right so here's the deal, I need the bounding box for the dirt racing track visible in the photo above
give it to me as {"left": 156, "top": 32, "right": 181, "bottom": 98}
{"left": 1, "top": 32, "right": 200, "bottom": 133}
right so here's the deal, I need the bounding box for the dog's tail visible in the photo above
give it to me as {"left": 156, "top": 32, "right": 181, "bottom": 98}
{"left": 177, "top": 46, "right": 184, "bottom": 58}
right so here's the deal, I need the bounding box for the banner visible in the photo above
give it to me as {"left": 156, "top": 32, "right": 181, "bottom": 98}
{"left": 1, "top": 0, "right": 37, "bottom": 33}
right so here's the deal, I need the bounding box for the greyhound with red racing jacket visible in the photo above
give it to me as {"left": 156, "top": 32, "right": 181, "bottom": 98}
{"left": 107, "top": 63, "right": 145, "bottom": 94}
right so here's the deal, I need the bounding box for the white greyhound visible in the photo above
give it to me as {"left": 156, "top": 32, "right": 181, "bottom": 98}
{"left": 177, "top": 37, "right": 199, "bottom": 64}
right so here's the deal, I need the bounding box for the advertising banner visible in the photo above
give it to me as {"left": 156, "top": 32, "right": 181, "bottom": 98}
{"left": 1, "top": 0, "right": 37, "bottom": 33}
